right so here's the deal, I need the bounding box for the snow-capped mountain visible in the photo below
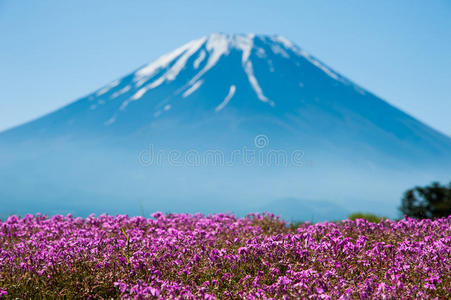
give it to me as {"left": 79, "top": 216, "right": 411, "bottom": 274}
{"left": 1, "top": 33, "right": 450, "bottom": 219}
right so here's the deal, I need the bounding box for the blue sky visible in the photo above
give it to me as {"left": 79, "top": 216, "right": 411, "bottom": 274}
{"left": 1, "top": 0, "right": 450, "bottom": 135}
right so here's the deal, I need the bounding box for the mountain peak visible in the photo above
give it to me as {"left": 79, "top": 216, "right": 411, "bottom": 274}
{"left": 201, "top": 32, "right": 293, "bottom": 46}
{"left": 134, "top": 33, "right": 309, "bottom": 81}
{"left": 126, "top": 33, "right": 346, "bottom": 113}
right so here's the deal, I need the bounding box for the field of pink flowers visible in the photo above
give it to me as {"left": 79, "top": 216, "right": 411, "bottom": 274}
{"left": 0, "top": 213, "right": 450, "bottom": 299}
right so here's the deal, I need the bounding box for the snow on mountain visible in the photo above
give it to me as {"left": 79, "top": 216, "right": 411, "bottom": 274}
{"left": 216, "top": 85, "right": 236, "bottom": 112}
{"left": 76, "top": 33, "right": 350, "bottom": 126}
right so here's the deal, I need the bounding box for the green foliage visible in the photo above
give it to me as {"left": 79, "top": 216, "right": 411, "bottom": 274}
{"left": 400, "top": 181, "right": 451, "bottom": 219}
{"left": 348, "top": 212, "right": 384, "bottom": 223}
{"left": 288, "top": 221, "right": 305, "bottom": 231}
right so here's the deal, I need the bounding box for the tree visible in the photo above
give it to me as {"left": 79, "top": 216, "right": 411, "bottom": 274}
{"left": 400, "top": 181, "right": 451, "bottom": 219}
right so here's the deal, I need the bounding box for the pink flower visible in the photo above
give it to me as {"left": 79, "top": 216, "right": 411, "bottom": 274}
{"left": 114, "top": 281, "right": 127, "bottom": 293}
{"left": 237, "top": 247, "right": 248, "bottom": 255}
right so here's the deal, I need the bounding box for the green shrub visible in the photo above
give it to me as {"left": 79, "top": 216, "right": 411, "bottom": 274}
{"left": 348, "top": 212, "right": 384, "bottom": 223}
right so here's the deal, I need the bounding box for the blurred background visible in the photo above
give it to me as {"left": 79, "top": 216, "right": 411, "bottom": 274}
{"left": 0, "top": 0, "right": 450, "bottom": 221}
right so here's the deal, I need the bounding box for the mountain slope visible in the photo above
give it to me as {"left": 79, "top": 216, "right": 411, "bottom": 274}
{"left": 1, "top": 33, "right": 450, "bottom": 218}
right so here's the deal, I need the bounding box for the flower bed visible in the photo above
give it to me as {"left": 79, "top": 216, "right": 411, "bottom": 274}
{"left": 0, "top": 213, "right": 449, "bottom": 299}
